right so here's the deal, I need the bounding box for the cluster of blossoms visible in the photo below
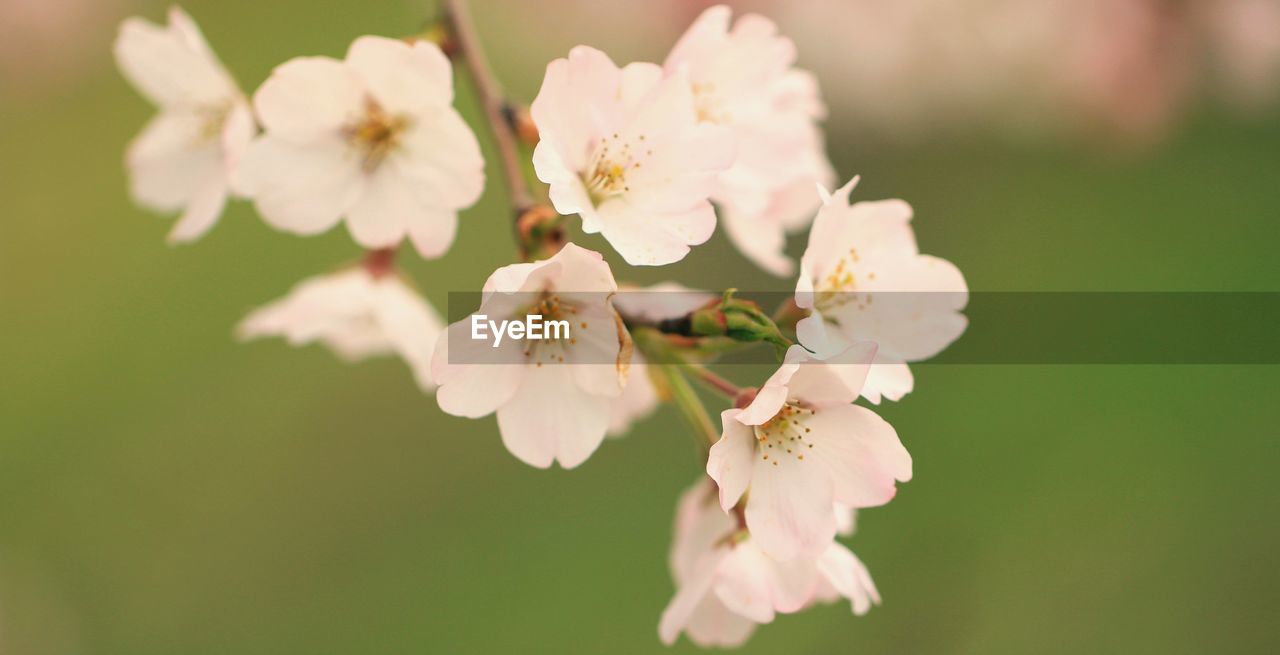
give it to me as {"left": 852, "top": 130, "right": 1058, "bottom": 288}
{"left": 115, "top": 3, "right": 967, "bottom": 648}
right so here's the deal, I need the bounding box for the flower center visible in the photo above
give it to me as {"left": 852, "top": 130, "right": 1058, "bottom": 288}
{"left": 583, "top": 132, "right": 651, "bottom": 205}
{"left": 692, "top": 82, "right": 729, "bottom": 124}
{"left": 518, "top": 292, "right": 586, "bottom": 367}
{"left": 814, "top": 248, "right": 876, "bottom": 313}
{"left": 345, "top": 98, "right": 411, "bottom": 173}
{"left": 196, "top": 101, "right": 233, "bottom": 144}
{"left": 753, "top": 402, "right": 817, "bottom": 466}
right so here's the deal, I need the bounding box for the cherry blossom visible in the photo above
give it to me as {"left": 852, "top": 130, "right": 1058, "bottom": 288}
{"left": 707, "top": 344, "right": 912, "bottom": 560}
{"left": 114, "top": 6, "right": 253, "bottom": 244}
{"left": 659, "top": 480, "right": 881, "bottom": 647}
{"left": 530, "top": 46, "right": 735, "bottom": 266}
{"left": 431, "top": 244, "right": 630, "bottom": 468}
{"left": 795, "top": 177, "right": 969, "bottom": 404}
{"left": 235, "top": 36, "right": 483, "bottom": 258}
{"left": 664, "top": 5, "right": 834, "bottom": 276}
{"left": 237, "top": 265, "right": 444, "bottom": 391}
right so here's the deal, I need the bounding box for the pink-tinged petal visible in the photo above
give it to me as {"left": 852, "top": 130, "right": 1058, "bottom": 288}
{"left": 670, "top": 480, "right": 736, "bottom": 581}
{"left": 720, "top": 200, "right": 793, "bottom": 277}
{"left": 787, "top": 341, "right": 877, "bottom": 407}
{"left": 431, "top": 324, "right": 526, "bottom": 418}
{"left": 220, "top": 100, "right": 256, "bottom": 187}
{"left": 252, "top": 57, "right": 364, "bottom": 142}
{"left": 532, "top": 141, "right": 593, "bottom": 218}
{"left": 562, "top": 302, "right": 626, "bottom": 398}
{"left": 607, "top": 358, "right": 659, "bottom": 437}
{"left": 530, "top": 46, "right": 622, "bottom": 176}
{"left": 495, "top": 364, "right": 609, "bottom": 469}
{"left": 405, "top": 207, "right": 459, "bottom": 260}
{"left": 547, "top": 243, "right": 618, "bottom": 293}
{"left": 344, "top": 167, "right": 416, "bottom": 249}
{"left": 805, "top": 404, "right": 911, "bottom": 508}
{"left": 664, "top": 5, "right": 732, "bottom": 70}
{"left": 167, "top": 175, "right": 227, "bottom": 244}
{"left": 683, "top": 593, "right": 758, "bottom": 648}
{"left": 707, "top": 410, "right": 755, "bottom": 512}
{"left": 761, "top": 546, "right": 825, "bottom": 613}
{"left": 236, "top": 135, "right": 364, "bottom": 235}
{"left": 371, "top": 278, "right": 445, "bottom": 392}
{"left": 712, "top": 547, "right": 777, "bottom": 624}
{"left": 659, "top": 549, "right": 726, "bottom": 646}
{"left": 861, "top": 358, "right": 914, "bottom": 405}
{"left": 744, "top": 450, "right": 838, "bottom": 560}
{"left": 114, "top": 9, "right": 236, "bottom": 108}
{"left": 126, "top": 111, "right": 223, "bottom": 212}
{"left": 734, "top": 345, "right": 811, "bottom": 425}
{"left": 394, "top": 107, "right": 485, "bottom": 210}
{"left": 593, "top": 201, "right": 716, "bottom": 267}
{"left": 835, "top": 503, "right": 858, "bottom": 536}
{"left": 817, "top": 544, "right": 881, "bottom": 616}
{"left": 346, "top": 36, "right": 453, "bottom": 113}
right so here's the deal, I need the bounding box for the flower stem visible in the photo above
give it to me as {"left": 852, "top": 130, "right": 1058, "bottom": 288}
{"left": 678, "top": 362, "right": 741, "bottom": 399}
{"left": 661, "top": 365, "right": 721, "bottom": 448}
{"left": 439, "top": 0, "right": 536, "bottom": 216}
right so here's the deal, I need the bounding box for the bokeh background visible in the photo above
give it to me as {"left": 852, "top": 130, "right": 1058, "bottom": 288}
{"left": 2, "top": 0, "right": 1279, "bottom": 653}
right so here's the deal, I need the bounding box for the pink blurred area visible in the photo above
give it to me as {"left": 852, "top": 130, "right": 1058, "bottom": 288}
{"left": 0, "top": 0, "right": 133, "bottom": 99}
{"left": 478, "top": 0, "right": 1280, "bottom": 144}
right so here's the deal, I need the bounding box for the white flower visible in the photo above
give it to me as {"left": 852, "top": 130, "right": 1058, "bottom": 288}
{"left": 530, "top": 46, "right": 735, "bottom": 266}
{"left": 795, "top": 177, "right": 969, "bottom": 404}
{"left": 664, "top": 5, "right": 834, "bottom": 276}
{"left": 237, "top": 264, "right": 443, "bottom": 391}
{"left": 114, "top": 6, "right": 253, "bottom": 244}
{"left": 659, "top": 480, "right": 881, "bottom": 648}
{"left": 431, "top": 243, "right": 630, "bottom": 469}
{"left": 707, "top": 344, "right": 911, "bottom": 560}
{"left": 606, "top": 282, "right": 716, "bottom": 436}
{"left": 236, "top": 36, "right": 483, "bottom": 258}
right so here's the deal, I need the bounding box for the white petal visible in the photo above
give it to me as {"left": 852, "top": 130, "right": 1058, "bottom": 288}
{"left": 126, "top": 111, "right": 222, "bottom": 212}
{"left": 237, "top": 136, "right": 364, "bottom": 235}
{"left": 707, "top": 410, "right": 755, "bottom": 512}
{"left": 817, "top": 543, "right": 881, "bottom": 615}
{"left": 744, "top": 448, "right": 837, "bottom": 560}
{"left": 167, "top": 174, "right": 228, "bottom": 243}
{"left": 786, "top": 341, "right": 877, "bottom": 407}
{"left": 345, "top": 167, "right": 417, "bottom": 249}
{"left": 431, "top": 323, "right": 526, "bottom": 418}
{"left": 594, "top": 201, "right": 717, "bottom": 267}
{"left": 719, "top": 199, "right": 793, "bottom": 277}
{"left": 712, "top": 546, "right": 777, "bottom": 624}
{"left": 406, "top": 207, "right": 460, "bottom": 260}
{"left": 860, "top": 359, "right": 915, "bottom": 405}
{"left": 683, "top": 593, "right": 758, "bottom": 648}
{"left": 659, "top": 549, "right": 725, "bottom": 646}
{"left": 394, "top": 107, "right": 485, "bottom": 210}
{"left": 114, "top": 8, "right": 236, "bottom": 108}
{"left": 495, "top": 364, "right": 609, "bottom": 469}
{"left": 346, "top": 36, "right": 453, "bottom": 113}
{"left": 530, "top": 46, "right": 623, "bottom": 176}
{"left": 805, "top": 404, "right": 911, "bottom": 508}
{"left": 252, "top": 56, "right": 364, "bottom": 142}
{"left": 371, "top": 277, "right": 445, "bottom": 391}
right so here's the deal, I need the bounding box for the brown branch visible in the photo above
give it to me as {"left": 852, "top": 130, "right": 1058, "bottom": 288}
{"left": 440, "top": 0, "right": 536, "bottom": 218}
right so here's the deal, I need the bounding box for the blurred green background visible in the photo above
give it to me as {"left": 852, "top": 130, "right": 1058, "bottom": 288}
{"left": 2, "top": 0, "right": 1278, "bottom": 653}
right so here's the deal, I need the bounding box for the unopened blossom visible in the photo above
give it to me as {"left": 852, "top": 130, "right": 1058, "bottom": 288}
{"left": 707, "top": 344, "right": 911, "bottom": 560}
{"left": 664, "top": 5, "right": 834, "bottom": 276}
{"left": 114, "top": 6, "right": 253, "bottom": 244}
{"left": 237, "top": 264, "right": 444, "bottom": 391}
{"left": 530, "top": 46, "right": 735, "bottom": 266}
{"left": 659, "top": 480, "right": 881, "bottom": 647}
{"left": 236, "top": 36, "right": 483, "bottom": 258}
{"left": 607, "top": 283, "right": 715, "bottom": 436}
{"left": 795, "top": 178, "right": 968, "bottom": 404}
{"left": 432, "top": 244, "right": 630, "bottom": 468}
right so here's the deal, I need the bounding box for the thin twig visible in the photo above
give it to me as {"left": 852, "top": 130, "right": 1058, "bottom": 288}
{"left": 680, "top": 362, "right": 742, "bottom": 399}
{"left": 661, "top": 365, "right": 722, "bottom": 448}
{"left": 440, "top": 0, "right": 536, "bottom": 216}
